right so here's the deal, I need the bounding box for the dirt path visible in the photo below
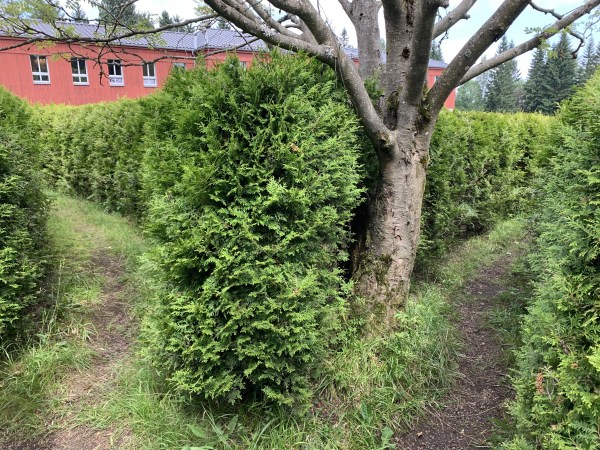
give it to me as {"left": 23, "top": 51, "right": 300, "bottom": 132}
{"left": 12, "top": 249, "right": 135, "bottom": 450}
{"left": 395, "top": 254, "right": 518, "bottom": 450}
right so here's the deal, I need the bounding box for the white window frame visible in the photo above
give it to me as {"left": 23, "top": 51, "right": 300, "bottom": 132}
{"left": 143, "top": 62, "right": 157, "bottom": 87}
{"left": 108, "top": 59, "right": 124, "bottom": 86}
{"left": 71, "top": 58, "right": 89, "bottom": 85}
{"left": 30, "top": 55, "right": 50, "bottom": 84}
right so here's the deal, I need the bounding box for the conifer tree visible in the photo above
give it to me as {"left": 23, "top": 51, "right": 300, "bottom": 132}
{"left": 430, "top": 40, "right": 444, "bottom": 61}
{"left": 158, "top": 10, "right": 172, "bottom": 27}
{"left": 98, "top": 0, "right": 152, "bottom": 28}
{"left": 485, "top": 37, "right": 521, "bottom": 112}
{"left": 455, "top": 80, "right": 485, "bottom": 111}
{"left": 339, "top": 27, "right": 350, "bottom": 47}
{"left": 67, "top": 0, "right": 87, "bottom": 22}
{"left": 523, "top": 47, "right": 547, "bottom": 113}
{"left": 577, "top": 37, "right": 599, "bottom": 84}
{"left": 542, "top": 33, "right": 577, "bottom": 113}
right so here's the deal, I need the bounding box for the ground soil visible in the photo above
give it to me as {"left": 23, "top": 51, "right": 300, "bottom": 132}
{"left": 7, "top": 250, "right": 135, "bottom": 450}
{"left": 395, "top": 252, "right": 519, "bottom": 450}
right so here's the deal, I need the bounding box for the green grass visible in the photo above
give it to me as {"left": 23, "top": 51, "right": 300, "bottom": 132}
{"left": 78, "top": 217, "right": 529, "bottom": 449}
{"left": 1, "top": 194, "right": 531, "bottom": 449}
{"left": 0, "top": 192, "right": 146, "bottom": 440}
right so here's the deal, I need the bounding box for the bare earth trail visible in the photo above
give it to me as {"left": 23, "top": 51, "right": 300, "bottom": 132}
{"left": 396, "top": 252, "right": 520, "bottom": 450}
{"left": 12, "top": 235, "right": 137, "bottom": 449}
{"left": 41, "top": 250, "right": 136, "bottom": 450}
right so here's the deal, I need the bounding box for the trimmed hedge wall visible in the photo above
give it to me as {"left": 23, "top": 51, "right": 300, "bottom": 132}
{"left": 420, "top": 110, "right": 552, "bottom": 266}
{"left": 0, "top": 88, "right": 48, "bottom": 339}
{"left": 34, "top": 55, "right": 553, "bottom": 404}
{"left": 507, "top": 73, "right": 600, "bottom": 449}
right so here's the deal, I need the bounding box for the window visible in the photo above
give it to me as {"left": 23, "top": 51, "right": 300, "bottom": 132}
{"left": 108, "top": 59, "right": 124, "bottom": 86}
{"left": 30, "top": 55, "right": 50, "bottom": 84}
{"left": 143, "top": 62, "right": 157, "bottom": 87}
{"left": 71, "top": 58, "right": 88, "bottom": 85}
{"left": 172, "top": 62, "right": 186, "bottom": 70}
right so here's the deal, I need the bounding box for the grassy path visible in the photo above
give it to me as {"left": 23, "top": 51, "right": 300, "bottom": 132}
{"left": 396, "top": 229, "right": 529, "bottom": 449}
{"left": 0, "top": 194, "right": 146, "bottom": 449}
{"left": 0, "top": 194, "right": 530, "bottom": 449}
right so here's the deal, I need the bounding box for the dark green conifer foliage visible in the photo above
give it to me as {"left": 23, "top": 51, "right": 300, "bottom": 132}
{"left": 142, "top": 55, "right": 363, "bottom": 405}
{"left": 509, "top": 71, "right": 600, "bottom": 450}
{"left": 98, "top": 0, "right": 152, "bottom": 28}
{"left": 541, "top": 33, "right": 578, "bottom": 114}
{"left": 485, "top": 37, "right": 521, "bottom": 112}
{"left": 523, "top": 47, "right": 547, "bottom": 113}
{"left": 577, "top": 37, "right": 599, "bottom": 84}
{"left": 66, "top": 0, "right": 87, "bottom": 22}
{"left": 429, "top": 40, "right": 444, "bottom": 62}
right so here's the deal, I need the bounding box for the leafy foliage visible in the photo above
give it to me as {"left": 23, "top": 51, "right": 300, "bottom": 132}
{"left": 0, "top": 87, "right": 48, "bottom": 338}
{"left": 418, "top": 110, "right": 552, "bottom": 268}
{"left": 142, "top": 55, "right": 363, "bottom": 405}
{"left": 36, "top": 54, "right": 363, "bottom": 405}
{"left": 507, "top": 71, "right": 600, "bottom": 449}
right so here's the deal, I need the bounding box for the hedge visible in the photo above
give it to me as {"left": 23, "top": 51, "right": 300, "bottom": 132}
{"left": 419, "top": 110, "right": 553, "bottom": 266}
{"left": 0, "top": 87, "right": 48, "bottom": 339}
{"left": 34, "top": 54, "right": 553, "bottom": 404}
{"left": 506, "top": 73, "right": 600, "bottom": 449}
{"left": 38, "top": 54, "right": 362, "bottom": 404}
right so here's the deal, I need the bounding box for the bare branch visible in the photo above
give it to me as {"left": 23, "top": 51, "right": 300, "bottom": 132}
{"left": 460, "top": 0, "right": 600, "bottom": 83}
{"left": 401, "top": 0, "right": 446, "bottom": 106}
{"left": 433, "top": 0, "right": 477, "bottom": 38}
{"left": 528, "top": 2, "right": 585, "bottom": 55}
{"left": 0, "top": 14, "right": 219, "bottom": 52}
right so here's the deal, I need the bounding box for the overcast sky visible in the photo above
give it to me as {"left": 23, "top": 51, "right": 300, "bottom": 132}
{"left": 81, "top": 1, "right": 599, "bottom": 77}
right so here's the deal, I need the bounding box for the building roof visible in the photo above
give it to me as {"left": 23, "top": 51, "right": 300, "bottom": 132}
{"left": 0, "top": 20, "right": 447, "bottom": 67}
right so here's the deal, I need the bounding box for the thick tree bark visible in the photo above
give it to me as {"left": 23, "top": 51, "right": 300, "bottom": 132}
{"left": 355, "top": 113, "right": 434, "bottom": 328}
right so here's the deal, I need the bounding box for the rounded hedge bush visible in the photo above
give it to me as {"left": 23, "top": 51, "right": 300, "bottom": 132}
{"left": 143, "top": 55, "right": 363, "bottom": 405}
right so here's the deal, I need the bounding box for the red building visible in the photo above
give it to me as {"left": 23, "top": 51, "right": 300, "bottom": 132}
{"left": 0, "top": 22, "right": 455, "bottom": 108}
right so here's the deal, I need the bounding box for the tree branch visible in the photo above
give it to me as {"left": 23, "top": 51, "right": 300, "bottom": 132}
{"left": 402, "top": 0, "right": 446, "bottom": 106}
{"left": 433, "top": 0, "right": 477, "bottom": 38}
{"left": 428, "top": 0, "right": 530, "bottom": 112}
{"left": 460, "top": 0, "right": 600, "bottom": 83}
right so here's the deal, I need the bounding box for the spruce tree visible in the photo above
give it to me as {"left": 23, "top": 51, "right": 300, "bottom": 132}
{"left": 98, "top": 0, "right": 153, "bottom": 28}
{"left": 430, "top": 40, "right": 444, "bottom": 61}
{"left": 158, "top": 10, "right": 172, "bottom": 27}
{"left": 577, "top": 38, "right": 599, "bottom": 84}
{"left": 340, "top": 28, "right": 350, "bottom": 47}
{"left": 542, "top": 33, "right": 577, "bottom": 113}
{"left": 485, "top": 37, "right": 521, "bottom": 112}
{"left": 67, "top": 0, "right": 87, "bottom": 22}
{"left": 523, "top": 47, "right": 547, "bottom": 113}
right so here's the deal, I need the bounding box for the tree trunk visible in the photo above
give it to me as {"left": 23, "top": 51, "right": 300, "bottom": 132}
{"left": 346, "top": 0, "right": 381, "bottom": 80}
{"left": 354, "top": 126, "right": 432, "bottom": 329}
